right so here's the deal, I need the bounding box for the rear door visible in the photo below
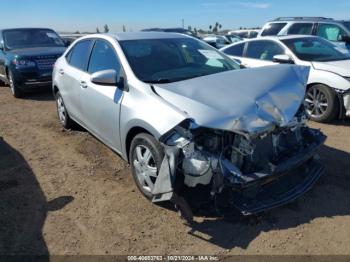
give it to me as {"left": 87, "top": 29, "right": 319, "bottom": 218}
{"left": 79, "top": 39, "right": 124, "bottom": 151}
{"left": 58, "top": 39, "right": 94, "bottom": 122}
{"left": 240, "top": 40, "right": 286, "bottom": 68}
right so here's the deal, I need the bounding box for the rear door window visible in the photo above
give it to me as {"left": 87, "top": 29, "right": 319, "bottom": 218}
{"left": 67, "top": 40, "right": 93, "bottom": 71}
{"left": 222, "top": 43, "right": 245, "bottom": 57}
{"left": 246, "top": 40, "right": 285, "bottom": 61}
{"left": 261, "top": 23, "right": 287, "bottom": 36}
{"left": 287, "top": 23, "right": 313, "bottom": 35}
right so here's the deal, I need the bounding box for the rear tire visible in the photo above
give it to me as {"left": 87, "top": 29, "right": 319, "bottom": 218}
{"left": 129, "top": 133, "right": 165, "bottom": 200}
{"left": 8, "top": 71, "right": 22, "bottom": 98}
{"left": 55, "top": 91, "right": 74, "bottom": 129}
{"left": 305, "top": 84, "right": 339, "bottom": 123}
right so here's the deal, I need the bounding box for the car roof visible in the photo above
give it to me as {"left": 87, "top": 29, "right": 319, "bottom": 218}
{"left": 269, "top": 17, "right": 350, "bottom": 24}
{"left": 142, "top": 28, "right": 188, "bottom": 32}
{"left": 221, "top": 35, "right": 319, "bottom": 50}
{"left": 111, "top": 32, "right": 191, "bottom": 41}
{"left": 0, "top": 28, "right": 55, "bottom": 32}
{"left": 269, "top": 35, "right": 317, "bottom": 40}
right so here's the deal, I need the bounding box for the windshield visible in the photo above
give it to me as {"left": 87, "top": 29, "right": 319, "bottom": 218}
{"left": 119, "top": 37, "right": 239, "bottom": 83}
{"left": 282, "top": 37, "right": 350, "bottom": 62}
{"left": 3, "top": 29, "right": 65, "bottom": 50}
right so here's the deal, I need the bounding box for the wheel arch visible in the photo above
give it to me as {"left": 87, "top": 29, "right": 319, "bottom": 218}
{"left": 125, "top": 126, "right": 153, "bottom": 163}
{"left": 306, "top": 82, "right": 326, "bottom": 90}
{"left": 53, "top": 85, "right": 59, "bottom": 97}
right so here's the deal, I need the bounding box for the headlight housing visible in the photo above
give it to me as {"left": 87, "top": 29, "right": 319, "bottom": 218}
{"left": 12, "top": 59, "right": 36, "bottom": 68}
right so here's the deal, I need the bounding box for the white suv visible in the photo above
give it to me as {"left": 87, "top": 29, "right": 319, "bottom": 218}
{"left": 259, "top": 17, "right": 350, "bottom": 49}
{"left": 221, "top": 35, "right": 350, "bottom": 122}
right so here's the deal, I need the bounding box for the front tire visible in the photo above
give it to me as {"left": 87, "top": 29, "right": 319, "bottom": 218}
{"left": 8, "top": 71, "right": 22, "bottom": 98}
{"left": 129, "top": 133, "right": 165, "bottom": 200}
{"left": 55, "top": 91, "right": 74, "bottom": 129}
{"left": 305, "top": 84, "right": 339, "bottom": 122}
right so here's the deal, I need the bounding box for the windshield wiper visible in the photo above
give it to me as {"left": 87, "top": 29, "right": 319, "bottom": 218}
{"left": 144, "top": 78, "right": 173, "bottom": 84}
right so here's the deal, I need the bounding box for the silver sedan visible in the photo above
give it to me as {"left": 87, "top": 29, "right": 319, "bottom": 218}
{"left": 53, "top": 32, "right": 326, "bottom": 221}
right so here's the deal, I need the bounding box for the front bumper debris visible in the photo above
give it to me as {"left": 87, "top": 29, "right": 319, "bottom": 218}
{"left": 230, "top": 159, "right": 324, "bottom": 215}
{"left": 152, "top": 121, "right": 326, "bottom": 222}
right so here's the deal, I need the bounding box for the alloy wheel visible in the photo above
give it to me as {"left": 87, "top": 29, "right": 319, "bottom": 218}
{"left": 57, "top": 96, "right": 66, "bottom": 124}
{"left": 9, "top": 74, "right": 15, "bottom": 95}
{"left": 133, "top": 145, "right": 158, "bottom": 193}
{"left": 305, "top": 86, "right": 329, "bottom": 118}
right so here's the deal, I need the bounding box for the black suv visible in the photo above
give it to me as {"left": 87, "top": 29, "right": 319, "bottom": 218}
{"left": 0, "top": 28, "right": 67, "bottom": 97}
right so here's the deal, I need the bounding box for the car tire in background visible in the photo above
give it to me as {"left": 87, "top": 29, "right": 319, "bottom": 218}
{"left": 55, "top": 91, "right": 75, "bottom": 129}
{"left": 305, "top": 84, "right": 339, "bottom": 123}
{"left": 8, "top": 71, "right": 22, "bottom": 98}
{"left": 129, "top": 133, "right": 165, "bottom": 200}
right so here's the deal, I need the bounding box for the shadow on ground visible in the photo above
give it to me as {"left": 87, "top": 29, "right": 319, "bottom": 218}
{"left": 0, "top": 137, "right": 73, "bottom": 257}
{"left": 22, "top": 90, "right": 55, "bottom": 102}
{"left": 176, "top": 144, "right": 350, "bottom": 249}
{"left": 328, "top": 119, "right": 350, "bottom": 127}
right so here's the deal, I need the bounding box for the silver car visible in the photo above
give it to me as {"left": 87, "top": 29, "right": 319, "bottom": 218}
{"left": 53, "top": 32, "right": 326, "bottom": 221}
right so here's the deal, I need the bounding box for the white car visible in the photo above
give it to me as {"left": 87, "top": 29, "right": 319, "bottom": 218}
{"left": 228, "top": 29, "right": 260, "bottom": 40}
{"left": 221, "top": 35, "right": 350, "bottom": 122}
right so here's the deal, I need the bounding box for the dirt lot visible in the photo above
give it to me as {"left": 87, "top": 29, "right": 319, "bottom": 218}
{"left": 0, "top": 85, "right": 350, "bottom": 256}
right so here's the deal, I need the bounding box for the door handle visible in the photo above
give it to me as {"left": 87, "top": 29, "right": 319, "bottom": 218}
{"left": 58, "top": 69, "right": 64, "bottom": 75}
{"left": 80, "top": 81, "right": 88, "bottom": 88}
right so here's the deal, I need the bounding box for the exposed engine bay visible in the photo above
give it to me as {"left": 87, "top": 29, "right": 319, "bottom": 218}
{"left": 152, "top": 106, "right": 326, "bottom": 222}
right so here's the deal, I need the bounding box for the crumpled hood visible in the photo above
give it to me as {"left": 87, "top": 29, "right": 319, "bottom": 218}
{"left": 153, "top": 65, "right": 310, "bottom": 136}
{"left": 312, "top": 59, "right": 350, "bottom": 77}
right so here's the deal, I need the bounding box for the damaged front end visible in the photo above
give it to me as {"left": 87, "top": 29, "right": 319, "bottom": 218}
{"left": 152, "top": 108, "right": 326, "bottom": 219}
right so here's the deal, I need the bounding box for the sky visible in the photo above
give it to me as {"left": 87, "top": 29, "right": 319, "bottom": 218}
{"left": 2, "top": 0, "right": 350, "bottom": 33}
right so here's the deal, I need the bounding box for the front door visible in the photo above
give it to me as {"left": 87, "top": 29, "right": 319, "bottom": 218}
{"left": 79, "top": 39, "right": 124, "bottom": 152}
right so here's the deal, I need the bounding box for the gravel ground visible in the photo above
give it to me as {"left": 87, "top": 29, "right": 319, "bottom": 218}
{"left": 0, "top": 86, "right": 350, "bottom": 256}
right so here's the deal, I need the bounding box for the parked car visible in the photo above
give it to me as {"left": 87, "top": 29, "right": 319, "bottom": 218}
{"left": 53, "top": 32, "right": 325, "bottom": 221}
{"left": 225, "top": 34, "right": 243, "bottom": 44}
{"left": 202, "top": 35, "right": 231, "bottom": 49}
{"left": 228, "top": 29, "right": 260, "bottom": 40}
{"left": 221, "top": 35, "right": 350, "bottom": 122}
{"left": 59, "top": 34, "right": 85, "bottom": 47}
{"left": 0, "top": 28, "right": 67, "bottom": 98}
{"left": 259, "top": 17, "right": 350, "bottom": 50}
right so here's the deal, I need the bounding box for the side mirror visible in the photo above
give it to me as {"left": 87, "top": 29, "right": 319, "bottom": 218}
{"left": 273, "top": 54, "right": 294, "bottom": 64}
{"left": 91, "top": 69, "right": 118, "bottom": 86}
